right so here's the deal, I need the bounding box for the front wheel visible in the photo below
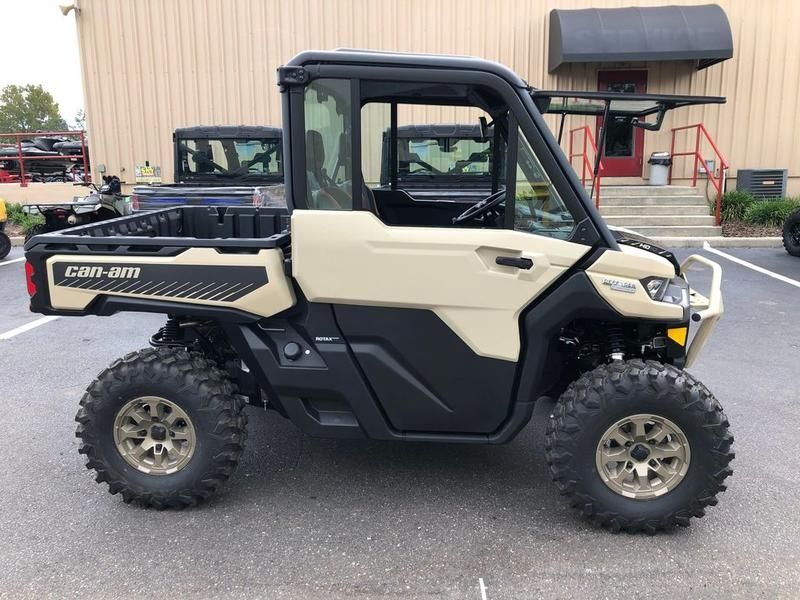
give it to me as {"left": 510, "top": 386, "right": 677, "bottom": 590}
{"left": 545, "top": 360, "right": 733, "bottom": 533}
{"left": 783, "top": 208, "right": 800, "bottom": 257}
{"left": 75, "top": 348, "right": 247, "bottom": 508}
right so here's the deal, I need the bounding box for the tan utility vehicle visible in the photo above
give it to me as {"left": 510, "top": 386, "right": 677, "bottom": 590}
{"left": 24, "top": 50, "right": 732, "bottom": 532}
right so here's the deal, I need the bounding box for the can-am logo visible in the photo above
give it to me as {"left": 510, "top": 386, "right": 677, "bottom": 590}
{"left": 63, "top": 265, "right": 142, "bottom": 279}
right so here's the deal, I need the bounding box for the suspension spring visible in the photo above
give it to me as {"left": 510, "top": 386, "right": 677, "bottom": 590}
{"left": 150, "top": 316, "right": 183, "bottom": 347}
{"left": 606, "top": 325, "right": 626, "bottom": 361}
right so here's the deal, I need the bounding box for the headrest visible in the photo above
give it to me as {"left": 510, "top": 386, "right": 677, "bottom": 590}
{"left": 306, "top": 130, "right": 325, "bottom": 173}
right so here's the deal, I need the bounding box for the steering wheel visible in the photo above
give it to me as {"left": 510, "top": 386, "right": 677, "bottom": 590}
{"left": 452, "top": 190, "right": 506, "bottom": 225}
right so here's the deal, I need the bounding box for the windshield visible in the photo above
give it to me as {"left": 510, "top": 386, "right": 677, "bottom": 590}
{"left": 178, "top": 137, "right": 283, "bottom": 180}
{"left": 513, "top": 126, "right": 575, "bottom": 240}
{"left": 398, "top": 136, "right": 492, "bottom": 179}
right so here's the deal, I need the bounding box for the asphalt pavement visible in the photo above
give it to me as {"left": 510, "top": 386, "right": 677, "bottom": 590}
{"left": 1, "top": 244, "right": 799, "bottom": 599}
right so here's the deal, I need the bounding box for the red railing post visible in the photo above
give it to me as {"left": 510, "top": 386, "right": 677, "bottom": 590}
{"left": 15, "top": 133, "right": 27, "bottom": 187}
{"left": 568, "top": 130, "right": 574, "bottom": 180}
{"left": 567, "top": 125, "right": 604, "bottom": 208}
{"left": 582, "top": 133, "right": 588, "bottom": 186}
{"left": 670, "top": 123, "right": 728, "bottom": 226}
{"left": 692, "top": 127, "right": 700, "bottom": 187}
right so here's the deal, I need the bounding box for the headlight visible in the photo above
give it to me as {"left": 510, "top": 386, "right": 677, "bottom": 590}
{"left": 641, "top": 275, "right": 689, "bottom": 307}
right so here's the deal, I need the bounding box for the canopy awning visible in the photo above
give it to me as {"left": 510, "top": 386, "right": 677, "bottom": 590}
{"left": 548, "top": 4, "right": 733, "bottom": 73}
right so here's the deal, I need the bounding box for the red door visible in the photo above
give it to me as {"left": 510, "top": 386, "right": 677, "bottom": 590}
{"left": 597, "top": 70, "right": 647, "bottom": 178}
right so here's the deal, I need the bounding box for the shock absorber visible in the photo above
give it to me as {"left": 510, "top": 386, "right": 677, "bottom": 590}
{"left": 606, "top": 325, "right": 626, "bottom": 362}
{"left": 150, "top": 316, "right": 183, "bottom": 347}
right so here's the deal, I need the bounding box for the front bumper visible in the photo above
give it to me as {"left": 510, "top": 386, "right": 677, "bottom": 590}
{"left": 681, "top": 254, "right": 724, "bottom": 368}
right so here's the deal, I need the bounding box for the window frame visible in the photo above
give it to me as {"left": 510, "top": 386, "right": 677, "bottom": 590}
{"left": 287, "top": 64, "right": 603, "bottom": 245}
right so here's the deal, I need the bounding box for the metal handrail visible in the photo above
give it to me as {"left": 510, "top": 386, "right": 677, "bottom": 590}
{"left": 668, "top": 123, "right": 728, "bottom": 225}
{"left": 0, "top": 130, "right": 90, "bottom": 187}
{"left": 568, "top": 125, "right": 603, "bottom": 208}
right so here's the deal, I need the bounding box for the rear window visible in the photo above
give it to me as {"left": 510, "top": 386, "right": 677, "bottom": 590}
{"left": 178, "top": 137, "right": 283, "bottom": 180}
{"left": 398, "top": 136, "right": 492, "bottom": 178}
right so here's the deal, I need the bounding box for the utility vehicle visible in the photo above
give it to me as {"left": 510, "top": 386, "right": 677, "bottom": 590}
{"left": 22, "top": 176, "right": 132, "bottom": 242}
{"left": 131, "top": 126, "right": 283, "bottom": 212}
{"left": 783, "top": 207, "right": 800, "bottom": 256}
{"left": 377, "top": 123, "right": 493, "bottom": 202}
{"left": 0, "top": 198, "right": 10, "bottom": 259}
{"left": 24, "top": 50, "right": 732, "bottom": 532}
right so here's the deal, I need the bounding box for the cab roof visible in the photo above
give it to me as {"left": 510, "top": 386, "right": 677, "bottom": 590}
{"left": 286, "top": 49, "right": 530, "bottom": 89}
{"left": 174, "top": 126, "right": 282, "bottom": 140}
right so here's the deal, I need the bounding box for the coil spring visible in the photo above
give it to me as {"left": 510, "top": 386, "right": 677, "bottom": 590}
{"left": 150, "top": 316, "right": 182, "bottom": 347}
{"left": 606, "top": 325, "right": 626, "bottom": 359}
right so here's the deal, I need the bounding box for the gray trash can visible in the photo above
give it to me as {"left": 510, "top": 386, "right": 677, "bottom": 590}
{"left": 648, "top": 152, "right": 672, "bottom": 186}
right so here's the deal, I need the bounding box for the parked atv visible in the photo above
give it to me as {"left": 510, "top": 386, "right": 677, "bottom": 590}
{"left": 0, "top": 198, "right": 10, "bottom": 259}
{"left": 24, "top": 50, "right": 733, "bottom": 533}
{"left": 23, "top": 176, "right": 132, "bottom": 242}
{"left": 783, "top": 207, "right": 800, "bottom": 256}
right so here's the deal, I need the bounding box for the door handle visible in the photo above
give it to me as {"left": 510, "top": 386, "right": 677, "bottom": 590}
{"left": 495, "top": 256, "right": 534, "bottom": 270}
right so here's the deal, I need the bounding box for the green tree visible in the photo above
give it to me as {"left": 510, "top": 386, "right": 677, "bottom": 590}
{"left": 72, "top": 108, "right": 86, "bottom": 131}
{"left": 0, "top": 84, "right": 68, "bottom": 133}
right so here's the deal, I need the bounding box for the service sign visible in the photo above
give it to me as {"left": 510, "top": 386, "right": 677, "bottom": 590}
{"left": 135, "top": 164, "right": 162, "bottom": 184}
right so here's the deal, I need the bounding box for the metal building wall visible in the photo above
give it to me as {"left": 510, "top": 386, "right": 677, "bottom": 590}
{"left": 74, "top": 0, "right": 800, "bottom": 194}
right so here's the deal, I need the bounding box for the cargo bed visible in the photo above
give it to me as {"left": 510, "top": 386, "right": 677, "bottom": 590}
{"left": 25, "top": 206, "right": 293, "bottom": 321}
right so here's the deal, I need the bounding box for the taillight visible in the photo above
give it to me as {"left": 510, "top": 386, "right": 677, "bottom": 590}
{"left": 25, "top": 261, "right": 36, "bottom": 297}
{"left": 131, "top": 194, "right": 140, "bottom": 211}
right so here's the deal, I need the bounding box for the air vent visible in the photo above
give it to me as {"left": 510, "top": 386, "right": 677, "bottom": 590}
{"left": 736, "top": 169, "right": 788, "bottom": 199}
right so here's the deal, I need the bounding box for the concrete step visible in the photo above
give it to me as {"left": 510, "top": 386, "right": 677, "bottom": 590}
{"left": 600, "top": 195, "right": 708, "bottom": 207}
{"left": 617, "top": 225, "right": 723, "bottom": 237}
{"left": 600, "top": 204, "right": 710, "bottom": 216}
{"left": 594, "top": 185, "right": 700, "bottom": 197}
{"left": 604, "top": 215, "right": 717, "bottom": 227}
{"left": 652, "top": 236, "right": 781, "bottom": 248}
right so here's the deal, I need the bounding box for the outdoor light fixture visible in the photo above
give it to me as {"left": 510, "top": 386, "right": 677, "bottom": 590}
{"left": 59, "top": 2, "right": 80, "bottom": 16}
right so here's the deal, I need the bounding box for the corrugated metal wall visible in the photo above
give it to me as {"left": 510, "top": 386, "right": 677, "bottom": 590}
{"left": 76, "top": 0, "right": 800, "bottom": 194}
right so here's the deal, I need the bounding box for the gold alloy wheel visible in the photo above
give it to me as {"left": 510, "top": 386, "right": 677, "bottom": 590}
{"left": 113, "top": 396, "right": 197, "bottom": 475}
{"left": 595, "top": 414, "right": 690, "bottom": 499}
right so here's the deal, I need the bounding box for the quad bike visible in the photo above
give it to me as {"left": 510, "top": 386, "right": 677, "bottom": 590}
{"left": 783, "top": 207, "right": 800, "bottom": 256}
{"left": 23, "top": 50, "right": 733, "bottom": 533}
{"left": 23, "top": 176, "right": 131, "bottom": 243}
{"left": 0, "top": 198, "right": 10, "bottom": 259}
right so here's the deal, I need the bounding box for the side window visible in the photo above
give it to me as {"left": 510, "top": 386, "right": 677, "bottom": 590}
{"left": 513, "top": 128, "right": 576, "bottom": 240}
{"left": 303, "top": 79, "right": 353, "bottom": 210}
{"left": 361, "top": 102, "right": 503, "bottom": 200}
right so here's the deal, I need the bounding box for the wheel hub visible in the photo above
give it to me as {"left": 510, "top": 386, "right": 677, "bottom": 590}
{"left": 629, "top": 444, "right": 650, "bottom": 461}
{"left": 150, "top": 424, "right": 167, "bottom": 441}
{"left": 113, "top": 396, "right": 196, "bottom": 475}
{"left": 595, "top": 414, "right": 690, "bottom": 500}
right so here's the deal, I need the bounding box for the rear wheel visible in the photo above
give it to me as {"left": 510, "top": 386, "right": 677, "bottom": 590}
{"left": 783, "top": 208, "right": 800, "bottom": 257}
{"left": 75, "top": 347, "right": 247, "bottom": 508}
{"left": 24, "top": 223, "right": 47, "bottom": 244}
{"left": 0, "top": 232, "right": 10, "bottom": 259}
{"left": 545, "top": 359, "right": 733, "bottom": 533}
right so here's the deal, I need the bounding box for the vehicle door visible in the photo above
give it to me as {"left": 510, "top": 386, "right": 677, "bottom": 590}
{"left": 290, "top": 70, "right": 600, "bottom": 435}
